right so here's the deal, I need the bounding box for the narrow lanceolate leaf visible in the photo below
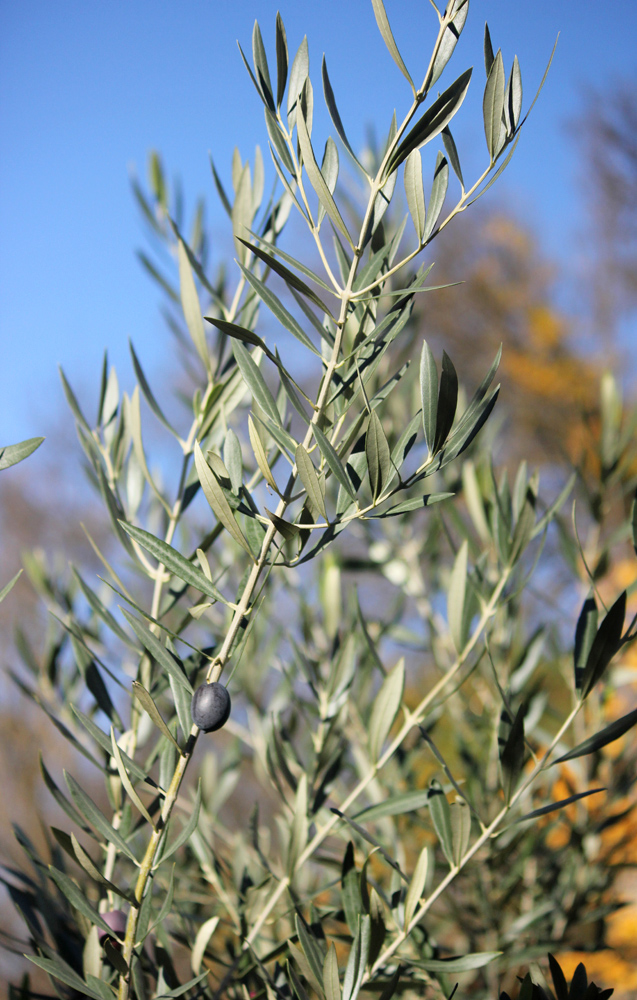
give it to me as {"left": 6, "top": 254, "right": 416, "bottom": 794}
{"left": 204, "top": 315, "right": 265, "bottom": 351}
{"left": 484, "top": 23, "right": 495, "bottom": 77}
{"left": 447, "top": 540, "right": 469, "bottom": 653}
{"left": 48, "top": 866, "right": 119, "bottom": 938}
{"left": 323, "top": 943, "right": 342, "bottom": 1000}
{"left": 515, "top": 788, "right": 605, "bottom": 823}
{"left": 404, "top": 148, "right": 425, "bottom": 242}
{"left": 65, "top": 832, "right": 136, "bottom": 903}
{"left": 232, "top": 340, "right": 282, "bottom": 426}
{"left": 252, "top": 21, "right": 274, "bottom": 109}
{"left": 500, "top": 704, "right": 525, "bottom": 804}
{"left": 433, "top": 350, "right": 458, "bottom": 453}
{"left": 420, "top": 340, "right": 438, "bottom": 455}
{"left": 122, "top": 608, "right": 193, "bottom": 694}
{"left": 374, "top": 492, "right": 454, "bottom": 517}
{"left": 451, "top": 800, "right": 471, "bottom": 865}
{"left": 287, "top": 35, "right": 309, "bottom": 127}
{"left": 194, "top": 442, "right": 253, "bottom": 557}
{"left": 423, "top": 151, "right": 449, "bottom": 242}
{"left": 322, "top": 57, "right": 365, "bottom": 171}
{"left": 442, "top": 126, "right": 464, "bottom": 188}
{"left": 110, "top": 727, "right": 155, "bottom": 827}
{"left": 119, "top": 522, "right": 230, "bottom": 605}
{"left": 417, "top": 952, "right": 502, "bottom": 974}
{"left": 371, "top": 0, "right": 414, "bottom": 91}
{"left": 430, "top": 0, "right": 469, "bottom": 88}
{"left": 504, "top": 55, "right": 523, "bottom": 133}
{"left": 318, "top": 136, "right": 340, "bottom": 227}
{"left": 296, "top": 443, "right": 327, "bottom": 518}
{"left": 341, "top": 841, "right": 362, "bottom": 937}
{"left": 403, "top": 846, "right": 429, "bottom": 930}
{"left": 0, "top": 436, "right": 44, "bottom": 471}
{"left": 237, "top": 261, "right": 321, "bottom": 356}
{"left": 64, "top": 771, "right": 139, "bottom": 864}
{"left": 294, "top": 915, "right": 325, "bottom": 995}
{"left": 343, "top": 915, "right": 370, "bottom": 1000}
{"left": 555, "top": 707, "right": 637, "bottom": 764}
{"left": 297, "top": 99, "right": 353, "bottom": 246}
{"left": 160, "top": 782, "right": 202, "bottom": 864}
{"left": 178, "top": 239, "right": 208, "bottom": 369}
{"left": 483, "top": 49, "right": 506, "bottom": 160}
{"left": 275, "top": 12, "right": 288, "bottom": 109}
{"left": 366, "top": 411, "right": 391, "bottom": 503}
{"left": 132, "top": 681, "right": 183, "bottom": 755}
{"left": 239, "top": 238, "right": 335, "bottom": 318}
{"left": 191, "top": 916, "right": 220, "bottom": 975}
{"left": 249, "top": 415, "right": 278, "bottom": 491}
{"left": 369, "top": 658, "right": 405, "bottom": 762}
{"left": 427, "top": 780, "right": 454, "bottom": 867}
{"left": 27, "top": 957, "right": 105, "bottom": 1000}
{"left": 0, "top": 569, "right": 22, "bottom": 604}
{"left": 573, "top": 593, "right": 597, "bottom": 691}
{"left": 581, "top": 591, "right": 626, "bottom": 698}
{"left": 354, "top": 789, "right": 430, "bottom": 823}
{"left": 313, "top": 423, "right": 356, "bottom": 501}
{"left": 387, "top": 68, "right": 472, "bottom": 174}
{"left": 287, "top": 773, "right": 308, "bottom": 875}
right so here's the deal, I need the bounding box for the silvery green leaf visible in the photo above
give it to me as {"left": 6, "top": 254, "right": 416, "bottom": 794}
{"left": 287, "top": 773, "right": 308, "bottom": 875}
{"left": 504, "top": 55, "right": 523, "bottom": 133}
{"left": 484, "top": 23, "right": 495, "bottom": 76}
{"left": 323, "top": 943, "right": 342, "bottom": 1000}
{"left": 132, "top": 681, "right": 184, "bottom": 756}
{"left": 178, "top": 239, "right": 208, "bottom": 369}
{"left": 581, "top": 591, "right": 626, "bottom": 698}
{"left": 313, "top": 423, "right": 356, "bottom": 501}
{"left": 447, "top": 540, "right": 469, "bottom": 653}
{"left": 368, "top": 658, "right": 404, "bottom": 762}
{"left": 0, "top": 569, "right": 22, "bottom": 604}
{"left": 123, "top": 610, "right": 190, "bottom": 695}
{"left": 48, "top": 866, "right": 119, "bottom": 938}
{"left": 232, "top": 162, "right": 254, "bottom": 263}
{"left": 318, "top": 136, "right": 339, "bottom": 227}
{"left": 194, "top": 441, "right": 253, "bottom": 557}
{"left": 239, "top": 237, "right": 335, "bottom": 317}
{"left": 341, "top": 841, "right": 362, "bottom": 937}
{"left": 371, "top": 0, "right": 414, "bottom": 91}
{"left": 237, "top": 261, "right": 321, "bottom": 356}
{"left": 160, "top": 782, "right": 202, "bottom": 864}
{"left": 515, "top": 788, "right": 605, "bottom": 823}
{"left": 483, "top": 49, "right": 506, "bottom": 160}
{"left": 433, "top": 350, "right": 458, "bottom": 453}
{"left": 390, "top": 411, "right": 421, "bottom": 474}
{"left": 296, "top": 443, "right": 327, "bottom": 518}
{"left": 420, "top": 340, "right": 438, "bottom": 455}
{"left": 231, "top": 340, "right": 281, "bottom": 427}
{"left": 430, "top": 0, "right": 469, "bottom": 88}
{"left": 354, "top": 790, "right": 431, "bottom": 823}
{"left": 442, "top": 125, "right": 464, "bottom": 188}
{"left": 64, "top": 771, "right": 140, "bottom": 864}
{"left": 129, "top": 341, "right": 178, "bottom": 438}
{"left": 423, "top": 152, "right": 449, "bottom": 242}
{"left": 403, "top": 148, "right": 425, "bottom": 242}
{"left": 451, "top": 800, "right": 471, "bottom": 865}
{"left": 366, "top": 411, "right": 391, "bottom": 503}
{"left": 191, "top": 916, "right": 220, "bottom": 976}
{"left": 342, "top": 914, "right": 370, "bottom": 1000}
{"left": 27, "top": 956, "right": 105, "bottom": 1000}
{"left": 427, "top": 779, "right": 454, "bottom": 866}
{"left": 252, "top": 21, "right": 274, "bottom": 110}
{"left": 265, "top": 106, "right": 295, "bottom": 173}
{"left": 331, "top": 809, "right": 407, "bottom": 881}
{"left": 403, "top": 846, "right": 429, "bottom": 930}
{"left": 157, "top": 972, "right": 210, "bottom": 998}
{"left": 120, "top": 521, "right": 230, "bottom": 604}
{"left": 499, "top": 703, "right": 525, "bottom": 804}
{"left": 110, "top": 726, "right": 156, "bottom": 827}
{"left": 224, "top": 429, "right": 243, "bottom": 494}
{"left": 374, "top": 492, "right": 454, "bottom": 518}
{"left": 322, "top": 57, "right": 366, "bottom": 172}
{"left": 246, "top": 232, "right": 336, "bottom": 293}
{"left": 287, "top": 35, "right": 309, "bottom": 128}
{"left": 0, "top": 436, "right": 44, "bottom": 471}
{"left": 275, "top": 12, "right": 288, "bottom": 109}
{"left": 387, "top": 69, "right": 472, "bottom": 174}
{"left": 297, "top": 99, "right": 353, "bottom": 246}
{"left": 294, "top": 911, "right": 325, "bottom": 993}
{"left": 209, "top": 153, "right": 232, "bottom": 217}
{"left": 415, "top": 952, "right": 502, "bottom": 973}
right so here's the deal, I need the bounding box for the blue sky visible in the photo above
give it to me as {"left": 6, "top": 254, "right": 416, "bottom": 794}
{"left": 1, "top": 1, "right": 636, "bottom": 447}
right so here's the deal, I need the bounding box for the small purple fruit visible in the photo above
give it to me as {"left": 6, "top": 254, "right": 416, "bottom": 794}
{"left": 191, "top": 681, "right": 231, "bottom": 733}
{"left": 98, "top": 909, "right": 127, "bottom": 946}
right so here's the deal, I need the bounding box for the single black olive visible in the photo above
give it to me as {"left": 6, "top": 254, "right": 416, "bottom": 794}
{"left": 191, "top": 681, "right": 231, "bottom": 732}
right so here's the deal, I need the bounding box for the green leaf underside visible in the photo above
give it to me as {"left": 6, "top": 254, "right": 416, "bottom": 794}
{"left": 120, "top": 522, "right": 231, "bottom": 604}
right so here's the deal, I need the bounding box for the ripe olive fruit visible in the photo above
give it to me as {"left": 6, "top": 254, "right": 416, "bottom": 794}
{"left": 98, "top": 908, "right": 127, "bottom": 946}
{"left": 191, "top": 681, "right": 231, "bottom": 732}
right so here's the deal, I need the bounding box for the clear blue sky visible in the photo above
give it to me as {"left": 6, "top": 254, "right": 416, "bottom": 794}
{"left": 1, "top": 1, "right": 635, "bottom": 446}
